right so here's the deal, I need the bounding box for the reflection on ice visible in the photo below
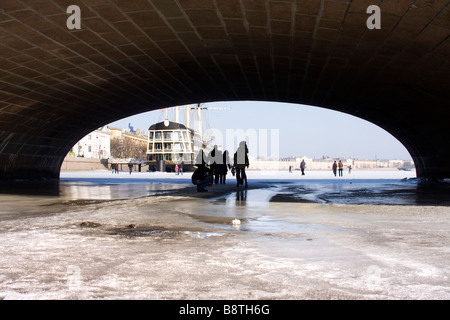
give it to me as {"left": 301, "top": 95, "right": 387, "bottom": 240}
{"left": 178, "top": 188, "right": 281, "bottom": 230}
{"left": 61, "top": 181, "right": 184, "bottom": 200}
{"left": 2, "top": 170, "right": 446, "bottom": 206}
{"left": 268, "top": 179, "right": 450, "bottom": 206}
{"left": 224, "top": 188, "right": 277, "bottom": 207}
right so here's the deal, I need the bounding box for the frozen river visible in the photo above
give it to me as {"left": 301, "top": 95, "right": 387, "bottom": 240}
{"left": 0, "top": 170, "right": 448, "bottom": 299}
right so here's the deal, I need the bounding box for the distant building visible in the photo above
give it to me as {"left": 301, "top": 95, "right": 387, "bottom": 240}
{"left": 109, "top": 127, "right": 148, "bottom": 160}
{"left": 69, "top": 126, "right": 111, "bottom": 159}
{"left": 110, "top": 127, "right": 148, "bottom": 144}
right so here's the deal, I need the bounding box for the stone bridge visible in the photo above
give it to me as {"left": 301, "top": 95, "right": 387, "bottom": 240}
{"left": 0, "top": 0, "right": 449, "bottom": 179}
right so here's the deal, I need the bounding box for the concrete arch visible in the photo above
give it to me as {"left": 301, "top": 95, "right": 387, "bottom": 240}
{"left": 0, "top": 0, "right": 449, "bottom": 179}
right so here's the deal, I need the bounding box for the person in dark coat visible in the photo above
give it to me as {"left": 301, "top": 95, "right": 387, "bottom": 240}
{"left": 191, "top": 163, "right": 213, "bottom": 192}
{"left": 208, "top": 145, "right": 223, "bottom": 184}
{"left": 234, "top": 141, "right": 249, "bottom": 188}
{"left": 217, "top": 150, "right": 231, "bottom": 184}
{"left": 332, "top": 161, "right": 337, "bottom": 177}
{"left": 192, "top": 149, "right": 213, "bottom": 192}
{"left": 300, "top": 159, "right": 306, "bottom": 175}
{"left": 112, "top": 162, "right": 119, "bottom": 174}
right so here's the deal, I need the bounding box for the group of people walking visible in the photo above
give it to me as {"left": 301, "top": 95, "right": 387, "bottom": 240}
{"left": 111, "top": 162, "right": 119, "bottom": 174}
{"left": 111, "top": 161, "right": 140, "bottom": 175}
{"left": 290, "top": 159, "right": 350, "bottom": 177}
{"left": 192, "top": 141, "right": 249, "bottom": 192}
{"left": 332, "top": 160, "right": 344, "bottom": 177}
{"left": 113, "top": 144, "right": 349, "bottom": 193}
{"left": 174, "top": 162, "right": 184, "bottom": 175}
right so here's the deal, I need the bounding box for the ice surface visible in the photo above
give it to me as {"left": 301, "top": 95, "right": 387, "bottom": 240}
{"left": 0, "top": 170, "right": 448, "bottom": 300}
{"left": 60, "top": 168, "right": 417, "bottom": 181}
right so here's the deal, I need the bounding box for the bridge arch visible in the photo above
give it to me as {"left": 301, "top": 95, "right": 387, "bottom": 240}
{"left": 0, "top": 0, "right": 448, "bottom": 179}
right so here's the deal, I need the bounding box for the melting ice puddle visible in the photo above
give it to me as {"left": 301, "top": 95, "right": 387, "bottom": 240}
{"left": 116, "top": 229, "right": 224, "bottom": 240}
{"left": 184, "top": 231, "right": 224, "bottom": 239}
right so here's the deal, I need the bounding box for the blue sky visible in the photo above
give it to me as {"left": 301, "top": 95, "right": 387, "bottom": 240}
{"left": 108, "top": 101, "right": 413, "bottom": 161}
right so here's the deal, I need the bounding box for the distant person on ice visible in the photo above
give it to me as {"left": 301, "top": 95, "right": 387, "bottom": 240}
{"left": 338, "top": 160, "right": 344, "bottom": 177}
{"left": 332, "top": 161, "right": 337, "bottom": 176}
{"left": 128, "top": 161, "right": 133, "bottom": 175}
{"left": 111, "top": 162, "right": 119, "bottom": 174}
{"left": 300, "top": 159, "right": 306, "bottom": 175}
{"left": 234, "top": 141, "right": 249, "bottom": 188}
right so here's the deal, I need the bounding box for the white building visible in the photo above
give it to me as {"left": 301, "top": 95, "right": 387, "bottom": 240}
{"left": 70, "top": 126, "right": 111, "bottom": 159}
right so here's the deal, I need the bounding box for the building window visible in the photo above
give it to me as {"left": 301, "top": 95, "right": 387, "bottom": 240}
{"left": 174, "top": 132, "right": 182, "bottom": 140}
{"left": 173, "top": 143, "right": 183, "bottom": 151}
{"left": 164, "top": 143, "right": 172, "bottom": 150}
{"left": 163, "top": 132, "right": 172, "bottom": 140}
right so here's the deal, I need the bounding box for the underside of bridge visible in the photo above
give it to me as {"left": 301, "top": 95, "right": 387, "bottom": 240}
{"left": 0, "top": 0, "right": 449, "bottom": 180}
